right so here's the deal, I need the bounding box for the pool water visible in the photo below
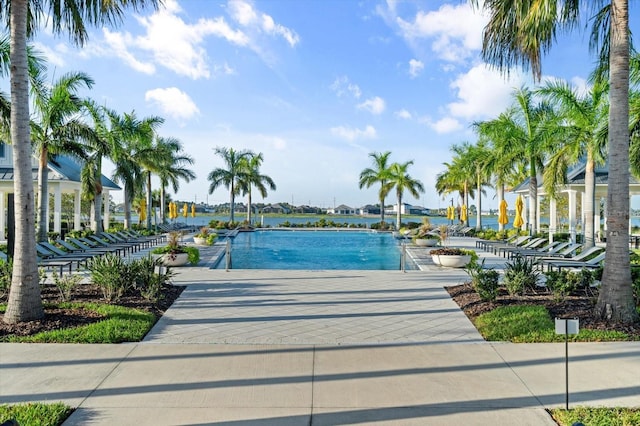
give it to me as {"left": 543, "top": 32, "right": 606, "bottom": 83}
{"left": 216, "top": 230, "right": 411, "bottom": 270}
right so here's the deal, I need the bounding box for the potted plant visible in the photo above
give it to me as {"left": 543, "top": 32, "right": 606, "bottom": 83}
{"left": 429, "top": 247, "right": 476, "bottom": 268}
{"left": 414, "top": 233, "right": 440, "bottom": 247}
{"left": 193, "top": 227, "right": 217, "bottom": 246}
{"left": 151, "top": 231, "right": 200, "bottom": 266}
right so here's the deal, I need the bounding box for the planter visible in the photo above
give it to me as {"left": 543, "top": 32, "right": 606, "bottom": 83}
{"left": 193, "top": 236, "right": 210, "bottom": 246}
{"left": 431, "top": 254, "right": 472, "bottom": 268}
{"left": 157, "top": 252, "right": 189, "bottom": 267}
{"left": 415, "top": 238, "right": 438, "bottom": 247}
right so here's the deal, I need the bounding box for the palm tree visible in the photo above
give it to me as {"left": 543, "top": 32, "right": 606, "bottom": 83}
{"left": 207, "top": 147, "right": 254, "bottom": 223}
{"left": 435, "top": 145, "right": 478, "bottom": 226}
{"left": 156, "top": 140, "right": 196, "bottom": 224}
{"left": 237, "top": 152, "right": 276, "bottom": 224}
{"left": 2, "top": 0, "right": 159, "bottom": 323}
{"left": 475, "top": 87, "right": 558, "bottom": 234}
{"left": 359, "top": 151, "right": 392, "bottom": 226}
{"left": 31, "top": 71, "right": 94, "bottom": 241}
{"left": 139, "top": 136, "right": 191, "bottom": 229}
{"left": 109, "top": 111, "right": 163, "bottom": 229}
{"left": 471, "top": 0, "right": 637, "bottom": 323}
{"left": 382, "top": 161, "right": 425, "bottom": 230}
{"left": 537, "top": 79, "right": 609, "bottom": 248}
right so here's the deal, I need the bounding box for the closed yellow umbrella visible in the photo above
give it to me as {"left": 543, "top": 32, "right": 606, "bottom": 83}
{"left": 446, "top": 205, "right": 454, "bottom": 220}
{"left": 172, "top": 202, "right": 178, "bottom": 219}
{"left": 498, "top": 199, "right": 509, "bottom": 225}
{"left": 460, "top": 204, "right": 467, "bottom": 222}
{"left": 513, "top": 195, "right": 524, "bottom": 228}
{"left": 182, "top": 203, "right": 188, "bottom": 218}
{"left": 139, "top": 198, "right": 146, "bottom": 222}
{"left": 191, "top": 203, "right": 196, "bottom": 218}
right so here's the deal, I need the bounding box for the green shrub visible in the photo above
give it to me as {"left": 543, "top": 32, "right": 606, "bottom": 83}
{"left": 51, "top": 272, "right": 83, "bottom": 302}
{"left": 0, "top": 258, "right": 11, "bottom": 301}
{"left": 544, "top": 269, "right": 595, "bottom": 301}
{"left": 0, "top": 402, "right": 73, "bottom": 426}
{"left": 475, "top": 269, "right": 500, "bottom": 302}
{"left": 503, "top": 255, "right": 539, "bottom": 295}
{"left": 86, "top": 254, "right": 133, "bottom": 303}
{"left": 129, "top": 255, "right": 175, "bottom": 303}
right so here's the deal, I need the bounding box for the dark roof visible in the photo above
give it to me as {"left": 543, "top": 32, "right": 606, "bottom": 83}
{"left": 0, "top": 154, "right": 120, "bottom": 190}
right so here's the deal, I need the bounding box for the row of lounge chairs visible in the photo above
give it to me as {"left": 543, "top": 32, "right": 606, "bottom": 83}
{"left": 477, "top": 234, "right": 607, "bottom": 271}
{"left": 3, "top": 230, "right": 166, "bottom": 274}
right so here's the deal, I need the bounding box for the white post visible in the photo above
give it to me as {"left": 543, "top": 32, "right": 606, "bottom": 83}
{"left": 74, "top": 189, "right": 81, "bottom": 231}
{"left": 580, "top": 191, "right": 586, "bottom": 241}
{"left": 568, "top": 190, "right": 577, "bottom": 243}
{"left": 0, "top": 191, "right": 5, "bottom": 241}
{"left": 53, "top": 184, "right": 62, "bottom": 235}
{"left": 523, "top": 196, "right": 529, "bottom": 233}
{"left": 549, "top": 197, "right": 557, "bottom": 243}
{"left": 536, "top": 194, "right": 541, "bottom": 235}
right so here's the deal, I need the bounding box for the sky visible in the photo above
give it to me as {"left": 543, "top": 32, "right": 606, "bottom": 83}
{"left": 30, "top": 0, "right": 640, "bottom": 210}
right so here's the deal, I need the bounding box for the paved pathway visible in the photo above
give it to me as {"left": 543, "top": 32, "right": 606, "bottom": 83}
{"left": 1, "top": 236, "right": 638, "bottom": 425}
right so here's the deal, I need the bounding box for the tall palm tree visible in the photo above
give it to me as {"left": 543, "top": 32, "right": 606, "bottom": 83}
{"left": 31, "top": 71, "right": 94, "bottom": 241}
{"left": 475, "top": 87, "right": 558, "bottom": 234}
{"left": 156, "top": 140, "right": 196, "bottom": 224}
{"left": 2, "top": 0, "right": 159, "bottom": 323}
{"left": 207, "top": 147, "right": 253, "bottom": 223}
{"left": 109, "top": 111, "right": 163, "bottom": 229}
{"left": 470, "top": 0, "right": 637, "bottom": 323}
{"left": 237, "top": 152, "right": 276, "bottom": 224}
{"left": 139, "top": 136, "right": 190, "bottom": 229}
{"left": 537, "top": 79, "right": 609, "bottom": 248}
{"left": 359, "top": 151, "right": 392, "bottom": 226}
{"left": 382, "top": 161, "right": 425, "bottom": 230}
{"left": 435, "top": 145, "right": 479, "bottom": 226}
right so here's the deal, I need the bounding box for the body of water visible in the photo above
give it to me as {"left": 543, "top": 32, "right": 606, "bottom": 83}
{"left": 215, "top": 229, "right": 411, "bottom": 270}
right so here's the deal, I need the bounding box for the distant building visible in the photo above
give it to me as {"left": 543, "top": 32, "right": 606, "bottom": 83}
{"left": 359, "top": 204, "right": 381, "bottom": 215}
{"left": 327, "top": 204, "right": 356, "bottom": 215}
{"left": 261, "top": 203, "right": 291, "bottom": 214}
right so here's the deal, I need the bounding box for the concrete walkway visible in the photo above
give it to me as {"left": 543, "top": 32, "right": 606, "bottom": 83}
{"left": 1, "top": 237, "right": 639, "bottom": 425}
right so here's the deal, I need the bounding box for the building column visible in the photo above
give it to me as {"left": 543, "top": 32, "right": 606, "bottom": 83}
{"left": 103, "top": 190, "right": 110, "bottom": 231}
{"left": 568, "top": 190, "right": 577, "bottom": 243}
{"left": 0, "top": 191, "right": 5, "bottom": 241}
{"left": 523, "top": 195, "right": 529, "bottom": 233}
{"left": 53, "top": 184, "right": 62, "bottom": 235}
{"left": 549, "top": 197, "right": 557, "bottom": 243}
{"left": 74, "top": 189, "right": 81, "bottom": 231}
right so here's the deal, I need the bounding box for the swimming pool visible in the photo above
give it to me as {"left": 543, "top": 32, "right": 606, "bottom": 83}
{"left": 215, "top": 230, "right": 412, "bottom": 270}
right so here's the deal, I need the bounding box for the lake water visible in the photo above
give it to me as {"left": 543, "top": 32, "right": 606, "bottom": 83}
{"left": 215, "top": 230, "right": 411, "bottom": 270}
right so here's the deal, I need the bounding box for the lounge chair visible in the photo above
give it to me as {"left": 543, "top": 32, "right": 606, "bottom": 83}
{"left": 36, "top": 243, "right": 95, "bottom": 269}
{"left": 485, "top": 236, "right": 531, "bottom": 255}
{"left": 538, "top": 246, "right": 605, "bottom": 271}
{"left": 497, "top": 238, "right": 546, "bottom": 257}
{"left": 544, "top": 251, "right": 606, "bottom": 271}
{"left": 509, "top": 241, "right": 570, "bottom": 259}
{"left": 476, "top": 234, "right": 518, "bottom": 250}
{"left": 0, "top": 250, "right": 72, "bottom": 275}
{"left": 66, "top": 238, "right": 123, "bottom": 256}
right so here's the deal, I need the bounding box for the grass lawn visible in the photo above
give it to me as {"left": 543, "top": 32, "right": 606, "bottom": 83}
{"left": 549, "top": 406, "right": 640, "bottom": 425}
{"left": 0, "top": 402, "right": 72, "bottom": 426}
{"left": 474, "top": 305, "right": 638, "bottom": 342}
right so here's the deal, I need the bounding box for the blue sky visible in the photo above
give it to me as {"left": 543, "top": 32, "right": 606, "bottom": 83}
{"left": 31, "top": 0, "right": 640, "bottom": 210}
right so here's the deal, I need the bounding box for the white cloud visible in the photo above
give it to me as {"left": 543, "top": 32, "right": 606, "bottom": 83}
{"left": 408, "top": 59, "right": 424, "bottom": 78}
{"left": 421, "top": 116, "right": 462, "bottom": 134}
{"left": 392, "top": 3, "right": 487, "bottom": 63}
{"left": 447, "top": 64, "right": 525, "bottom": 119}
{"left": 395, "top": 109, "right": 412, "bottom": 120}
{"left": 32, "top": 41, "right": 67, "bottom": 68}
{"left": 101, "top": 29, "right": 156, "bottom": 74}
{"left": 145, "top": 87, "right": 200, "bottom": 121}
{"left": 570, "top": 76, "right": 590, "bottom": 97}
{"left": 331, "top": 125, "right": 377, "bottom": 141}
{"left": 228, "top": 0, "right": 300, "bottom": 47}
{"left": 357, "top": 96, "right": 386, "bottom": 115}
{"left": 330, "top": 76, "right": 362, "bottom": 99}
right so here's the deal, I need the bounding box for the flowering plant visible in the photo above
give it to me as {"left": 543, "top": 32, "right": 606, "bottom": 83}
{"left": 151, "top": 231, "right": 200, "bottom": 264}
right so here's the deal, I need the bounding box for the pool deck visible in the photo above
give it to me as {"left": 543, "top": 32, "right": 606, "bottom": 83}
{"left": 1, "top": 236, "right": 639, "bottom": 425}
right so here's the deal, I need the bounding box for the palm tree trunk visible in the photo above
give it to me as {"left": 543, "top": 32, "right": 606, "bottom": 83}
{"left": 396, "top": 193, "right": 402, "bottom": 230}
{"left": 529, "top": 175, "right": 538, "bottom": 234}
{"left": 475, "top": 170, "right": 482, "bottom": 230}
{"left": 596, "top": 0, "right": 638, "bottom": 323}
{"left": 247, "top": 190, "right": 252, "bottom": 224}
{"left": 229, "top": 183, "right": 235, "bottom": 223}
{"left": 497, "top": 184, "right": 505, "bottom": 232}
{"left": 4, "top": 0, "right": 44, "bottom": 323}
{"left": 123, "top": 188, "right": 131, "bottom": 229}
{"left": 36, "top": 147, "right": 49, "bottom": 242}
{"left": 380, "top": 189, "right": 385, "bottom": 225}
{"left": 160, "top": 186, "right": 166, "bottom": 224}
{"left": 583, "top": 153, "right": 596, "bottom": 248}
{"left": 93, "top": 189, "right": 103, "bottom": 233}
{"left": 146, "top": 171, "right": 152, "bottom": 229}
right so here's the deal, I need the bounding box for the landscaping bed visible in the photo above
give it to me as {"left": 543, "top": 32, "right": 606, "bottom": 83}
{"left": 447, "top": 283, "right": 640, "bottom": 341}
{"left": 0, "top": 282, "right": 183, "bottom": 339}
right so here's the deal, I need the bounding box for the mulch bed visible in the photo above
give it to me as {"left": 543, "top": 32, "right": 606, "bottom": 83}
{"left": 0, "top": 283, "right": 184, "bottom": 338}
{"left": 446, "top": 283, "right": 640, "bottom": 339}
